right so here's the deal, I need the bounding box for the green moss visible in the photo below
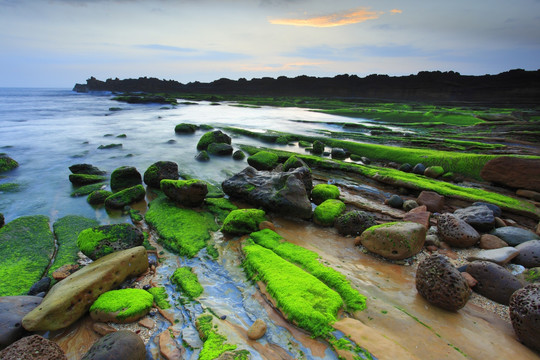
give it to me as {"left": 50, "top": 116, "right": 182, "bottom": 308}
{"left": 104, "top": 184, "right": 146, "bottom": 209}
{"left": 250, "top": 229, "right": 366, "bottom": 312}
{"left": 232, "top": 150, "right": 246, "bottom": 160}
{"left": 145, "top": 196, "right": 218, "bottom": 257}
{"left": 69, "top": 173, "right": 107, "bottom": 186}
{"left": 196, "top": 130, "right": 231, "bottom": 150}
{"left": 242, "top": 242, "right": 342, "bottom": 337}
{"left": 525, "top": 269, "right": 540, "bottom": 282}
{"left": 204, "top": 197, "right": 238, "bottom": 223}
{"left": 311, "top": 184, "right": 340, "bottom": 205}
{"left": 0, "top": 154, "right": 18, "bottom": 173}
{"left": 171, "top": 267, "right": 204, "bottom": 299}
{"left": 0, "top": 183, "right": 20, "bottom": 192}
{"left": 71, "top": 182, "right": 106, "bottom": 197}
{"left": 87, "top": 189, "right": 113, "bottom": 205}
{"left": 276, "top": 136, "right": 289, "bottom": 144}
{"left": 174, "top": 123, "right": 198, "bottom": 133}
{"left": 49, "top": 215, "right": 99, "bottom": 276}
{"left": 147, "top": 287, "right": 171, "bottom": 309}
{"left": 90, "top": 288, "right": 154, "bottom": 320}
{"left": 129, "top": 208, "right": 144, "bottom": 223}
{"left": 313, "top": 199, "right": 346, "bottom": 227}
{"left": 76, "top": 223, "right": 142, "bottom": 260}
{"left": 0, "top": 215, "right": 54, "bottom": 296}
{"left": 196, "top": 314, "right": 238, "bottom": 360}
{"left": 247, "top": 151, "right": 279, "bottom": 170}
{"left": 221, "top": 209, "right": 266, "bottom": 235}
{"left": 283, "top": 155, "right": 308, "bottom": 172}
{"left": 299, "top": 140, "right": 312, "bottom": 148}
{"left": 312, "top": 140, "right": 325, "bottom": 155}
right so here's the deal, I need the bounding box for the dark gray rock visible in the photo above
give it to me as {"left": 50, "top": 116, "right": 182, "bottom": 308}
{"left": 81, "top": 330, "right": 146, "bottom": 360}
{"left": 161, "top": 179, "right": 208, "bottom": 207}
{"left": 312, "top": 140, "right": 324, "bottom": 155}
{"left": 472, "top": 202, "right": 502, "bottom": 217}
{"left": 416, "top": 254, "right": 470, "bottom": 311}
{"left": 466, "top": 247, "right": 519, "bottom": 265}
{"left": 222, "top": 166, "right": 313, "bottom": 219}
{"left": 386, "top": 194, "right": 403, "bottom": 209}
{"left": 69, "top": 164, "right": 106, "bottom": 175}
{"left": 195, "top": 151, "right": 210, "bottom": 162}
{"left": 454, "top": 205, "right": 495, "bottom": 232}
{"left": 334, "top": 211, "right": 376, "bottom": 237}
{"left": 27, "top": 277, "right": 50, "bottom": 296}
{"left": 196, "top": 130, "right": 231, "bottom": 151}
{"left": 514, "top": 240, "right": 540, "bottom": 268}
{"left": 77, "top": 224, "right": 144, "bottom": 261}
{"left": 509, "top": 283, "right": 540, "bottom": 352}
{"left": 110, "top": 166, "right": 142, "bottom": 192}
{"left": 232, "top": 150, "right": 245, "bottom": 160}
{"left": 0, "top": 213, "right": 4, "bottom": 229}
{"left": 399, "top": 163, "right": 412, "bottom": 172}
{"left": 466, "top": 261, "right": 524, "bottom": 305}
{"left": 490, "top": 227, "right": 540, "bottom": 246}
{"left": 0, "top": 296, "right": 43, "bottom": 349}
{"left": 412, "top": 163, "right": 426, "bottom": 175}
{"left": 143, "top": 161, "right": 178, "bottom": 188}
{"left": 207, "top": 143, "right": 233, "bottom": 156}
{"left": 331, "top": 148, "right": 347, "bottom": 160}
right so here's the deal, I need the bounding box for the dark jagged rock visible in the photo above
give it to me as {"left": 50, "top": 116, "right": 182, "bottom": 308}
{"left": 222, "top": 166, "right": 313, "bottom": 219}
{"left": 110, "top": 166, "right": 142, "bottom": 192}
{"left": 466, "top": 261, "right": 523, "bottom": 305}
{"left": 69, "top": 164, "right": 106, "bottom": 175}
{"left": 509, "top": 284, "right": 540, "bottom": 352}
{"left": 161, "top": 179, "right": 208, "bottom": 207}
{"left": 454, "top": 205, "right": 496, "bottom": 232}
{"left": 174, "top": 123, "right": 198, "bottom": 134}
{"left": 81, "top": 330, "right": 146, "bottom": 360}
{"left": 0, "top": 334, "right": 67, "bottom": 359}
{"left": 416, "top": 254, "right": 470, "bottom": 311}
{"left": 143, "top": 161, "right": 179, "bottom": 188}
{"left": 0, "top": 296, "right": 43, "bottom": 349}
{"left": 335, "top": 210, "right": 376, "bottom": 237}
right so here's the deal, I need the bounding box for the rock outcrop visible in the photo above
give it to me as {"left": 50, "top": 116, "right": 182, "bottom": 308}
{"left": 480, "top": 157, "right": 540, "bottom": 192}
{"left": 359, "top": 222, "right": 426, "bottom": 260}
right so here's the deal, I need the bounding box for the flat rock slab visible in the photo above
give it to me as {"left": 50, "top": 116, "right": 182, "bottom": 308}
{"left": 0, "top": 296, "right": 43, "bottom": 348}
{"left": 340, "top": 191, "right": 404, "bottom": 219}
{"left": 466, "top": 247, "right": 519, "bottom": 265}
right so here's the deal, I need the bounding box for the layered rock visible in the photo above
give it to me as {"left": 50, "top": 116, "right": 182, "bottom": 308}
{"left": 22, "top": 246, "right": 148, "bottom": 331}
{"left": 359, "top": 222, "right": 426, "bottom": 260}
{"left": 480, "top": 157, "right": 540, "bottom": 191}
{"left": 416, "top": 254, "right": 470, "bottom": 311}
{"left": 437, "top": 213, "right": 480, "bottom": 248}
{"left": 222, "top": 166, "right": 313, "bottom": 219}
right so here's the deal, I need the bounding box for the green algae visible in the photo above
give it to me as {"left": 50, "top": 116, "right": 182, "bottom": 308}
{"left": 311, "top": 184, "right": 340, "bottom": 205}
{"left": 147, "top": 286, "right": 171, "bottom": 309}
{"left": 250, "top": 229, "right": 366, "bottom": 312}
{"left": 76, "top": 223, "right": 142, "bottom": 260}
{"left": 171, "top": 267, "right": 204, "bottom": 299}
{"left": 0, "top": 215, "right": 54, "bottom": 296}
{"left": 87, "top": 189, "right": 113, "bottom": 205}
{"left": 49, "top": 215, "right": 99, "bottom": 276}
{"left": 104, "top": 184, "right": 146, "bottom": 209}
{"left": 0, "top": 154, "right": 19, "bottom": 173}
{"left": 313, "top": 199, "right": 346, "bottom": 227}
{"left": 196, "top": 314, "right": 238, "bottom": 360}
{"left": 0, "top": 183, "right": 20, "bottom": 193}
{"left": 283, "top": 155, "right": 308, "bottom": 172}
{"left": 145, "top": 196, "right": 218, "bottom": 257}
{"left": 221, "top": 208, "right": 266, "bottom": 235}
{"left": 204, "top": 197, "right": 238, "bottom": 224}
{"left": 243, "top": 242, "right": 342, "bottom": 337}
{"left": 71, "top": 182, "right": 106, "bottom": 197}
{"left": 69, "top": 173, "right": 107, "bottom": 185}
{"left": 90, "top": 288, "right": 154, "bottom": 321}
{"left": 247, "top": 151, "right": 279, "bottom": 170}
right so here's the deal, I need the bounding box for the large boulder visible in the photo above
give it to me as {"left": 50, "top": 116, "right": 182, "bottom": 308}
{"left": 514, "top": 240, "right": 540, "bottom": 267}
{"left": 490, "top": 226, "right": 540, "bottom": 246}
{"left": 0, "top": 335, "right": 66, "bottom": 360}
{"left": 416, "top": 254, "right": 470, "bottom": 311}
{"left": 161, "top": 179, "right": 208, "bottom": 207}
{"left": 334, "top": 210, "right": 376, "bottom": 237}
{"left": 110, "top": 166, "right": 142, "bottom": 192}
{"left": 77, "top": 223, "right": 144, "bottom": 260}
{"left": 196, "top": 130, "right": 231, "bottom": 151}
{"left": 0, "top": 296, "right": 43, "bottom": 349}
{"left": 509, "top": 283, "right": 540, "bottom": 352}
{"left": 466, "top": 261, "right": 523, "bottom": 305}
{"left": 221, "top": 209, "right": 267, "bottom": 235}
{"left": 222, "top": 166, "right": 313, "bottom": 219}
{"left": 437, "top": 213, "right": 480, "bottom": 248}
{"left": 22, "top": 247, "right": 148, "bottom": 331}
{"left": 480, "top": 157, "right": 540, "bottom": 191}
{"left": 453, "top": 205, "right": 495, "bottom": 232}
{"left": 359, "top": 222, "right": 426, "bottom": 260}
{"left": 143, "top": 161, "right": 179, "bottom": 188}
{"left": 81, "top": 330, "right": 146, "bottom": 360}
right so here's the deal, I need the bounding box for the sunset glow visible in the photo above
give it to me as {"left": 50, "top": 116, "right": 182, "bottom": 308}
{"left": 269, "top": 8, "right": 380, "bottom": 27}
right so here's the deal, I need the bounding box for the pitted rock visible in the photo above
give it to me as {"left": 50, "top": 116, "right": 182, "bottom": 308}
{"left": 466, "top": 261, "right": 523, "bottom": 305}
{"left": 437, "top": 213, "right": 480, "bottom": 248}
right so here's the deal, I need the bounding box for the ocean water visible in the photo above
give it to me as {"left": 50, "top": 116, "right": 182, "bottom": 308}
{"left": 0, "top": 88, "right": 355, "bottom": 224}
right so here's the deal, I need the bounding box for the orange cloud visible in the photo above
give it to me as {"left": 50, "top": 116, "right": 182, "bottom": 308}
{"left": 269, "top": 8, "right": 380, "bottom": 28}
{"left": 390, "top": 9, "right": 403, "bottom": 14}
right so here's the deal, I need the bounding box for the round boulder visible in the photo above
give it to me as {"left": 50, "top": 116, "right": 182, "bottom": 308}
{"left": 221, "top": 209, "right": 267, "bottom": 235}
{"left": 453, "top": 205, "right": 495, "bottom": 232}
{"left": 196, "top": 130, "right": 231, "bottom": 151}
{"left": 143, "top": 161, "right": 179, "bottom": 188}
{"left": 232, "top": 150, "right": 245, "bottom": 160}
{"left": 312, "top": 140, "right": 325, "bottom": 155}
{"left": 416, "top": 254, "right": 470, "bottom": 311}
{"left": 81, "top": 330, "right": 146, "bottom": 360}
{"left": 207, "top": 143, "right": 233, "bottom": 156}
{"left": 160, "top": 179, "right": 208, "bottom": 207}
{"left": 514, "top": 240, "right": 540, "bottom": 268}
{"left": 174, "top": 123, "right": 198, "bottom": 134}
{"left": 509, "top": 283, "right": 540, "bottom": 352}
{"left": 437, "top": 213, "right": 480, "bottom": 248}
{"left": 313, "top": 199, "right": 346, "bottom": 227}
{"left": 110, "top": 166, "right": 142, "bottom": 193}
{"left": 359, "top": 222, "right": 426, "bottom": 260}
{"left": 247, "top": 319, "right": 267, "bottom": 340}
{"left": 311, "top": 184, "right": 340, "bottom": 205}
{"left": 195, "top": 151, "right": 210, "bottom": 162}
{"left": 412, "top": 163, "right": 426, "bottom": 175}
{"left": 335, "top": 210, "right": 376, "bottom": 237}
{"left": 385, "top": 194, "right": 403, "bottom": 209}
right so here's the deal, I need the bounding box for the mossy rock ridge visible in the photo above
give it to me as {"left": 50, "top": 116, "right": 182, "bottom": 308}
{"left": 77, "top": 223, "right": 144, "bottom": 260}
{"left": 104, "top": 184, "right": 146, "bottom": 209}
{"left": 90, "top": 288, "right": 154, "bottom": 323}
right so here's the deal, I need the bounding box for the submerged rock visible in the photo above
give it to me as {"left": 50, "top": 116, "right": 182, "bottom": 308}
{"left": 359, "top": 222, "right": 426, "bottom": 260}
{"left": 232, "top": 150, "right": 245, "bottom": 160}
{"left": 208, "top": 142, "right": 234, "bottom": 156}
{"left": 174, "top": 123, "right": 198, "bottom": 134}
{"left": 0, "top": 334, "right": 67, "bottom": 360}
{"left": 143, "top": 161, "right": 179, "bottom": 188}
{"left": 509, "top": 283, "right": 540, "bottom": 352}
{"left": 195, "top": 150, "right": 210, "bottom": 162}
{"left": 81, "top": 330, "right": 146, "bottom": 360}
{"left": 69, "top": 164, "right": 106, "bottom": 175}
{"left": 0, "top": 154, "right": 18, "bottom": 173}
{"left": 22, "top": 246, "right": 148, "bottom": 331}
{"left": 222, "top": 166, "right": 313, "bottom": 219}
{"left": 416, "top": 254, "right": 470, "bottom": 311}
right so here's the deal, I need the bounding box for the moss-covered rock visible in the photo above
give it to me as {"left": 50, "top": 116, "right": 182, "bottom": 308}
{"left": 0, "top": 154, "right": 18, "bottom": 173}
{"left": 195, "top": 150, "right": 210, "bottom": 162}
{"left": 196, "top": 314, "right": 239, "bottom": 360}
{"left": 311, "top": 184, "right": 340, "bottom": 205}
{"left": 232, "top": 150, "right": 245, "bottom": 160}
{"left": 0, "top": 216, "right": 55, "bottom": 296}
{"left": 205, "top": 197, "right": 238, "bottom": 224}
{"left": 0, "top": 183, "right": 20, "bottom": 193}
{"left": 335, "top": 210, "right": 376, "bottom": 237}
{"left": 247, "top": 151, "right": 279, "bottom": 171}
{"left": 104, "top": 184, "right": 146, "bottom": 209}
{"left": 70, "top": 183, "right": 106, "bottom": 197}
{"left": 69, "top": 174, "right": 107, "bottom": 186}
{"left": 312, "top": 140, "right": 325, "bottom": 155}
{"left": 161, "top": 179, "right": 208, "bottom": 207}
{"left": 313, "top": 199, "right": 346, "bottom": 226}
{"left": 77, "top": 223, "right": 144, "bottom": 260}
{"left": 69, "top": 164, "right": 105, "bottom": 175}
{"left": 299, "top": 140, "right": 311, "bottom": 148}
{"left": 424, "top": 166, "right": 445, "bottom": 178}
{"left": 171, "top": 267, "right": 204, "bottom": 299}
{"left": 50, "top": 216, "right": 99, "bottom": 276}
{"left": 87, "top": 189, "right": 113, "bottom": 205}
{"left": 174, "top": 123, "right": 198, "bottom": 134}
{"left": 196, "top": 130, "right": 231, "bottom": 151}
{"left": 147, "top": 287, "right": 170, "bottom": 309}
{"left": 282, "top": 155, "right": 309, "bottom": 172}
{"left": 90, "top": 288, "right": 154, "bottom": 323}
{"left": 110, "top": 166, "right": 142, "bottom": 192}
{"left": 221, "top": 209, "right": 266, "bottom": 235}
{"left": 145, "top": 197, "right": 218, "bottom": 257}
{"left": 143, "top": 161, "right": 179, "bottom": 188}
{"left": 207, "top": 142, "right": 234, "bottom": 156}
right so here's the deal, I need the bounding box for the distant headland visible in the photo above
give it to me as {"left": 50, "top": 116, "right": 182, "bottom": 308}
{"left": 74, "top": 69, "right": 540, "bottom": 105}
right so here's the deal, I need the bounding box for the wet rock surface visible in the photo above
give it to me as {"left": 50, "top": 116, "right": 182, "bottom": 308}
{"left": 466, "top": 261, "right": 524, "bottom": 305}
{"left": 416, "top": 254, "right": 470, "bottom": 311}
{"left": 509, "top": 283, "right": 540, "bottom": 352}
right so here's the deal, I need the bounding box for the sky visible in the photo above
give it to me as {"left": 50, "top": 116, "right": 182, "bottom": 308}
{"left": 1, "top": 0, "right": 539, "bottom": 87}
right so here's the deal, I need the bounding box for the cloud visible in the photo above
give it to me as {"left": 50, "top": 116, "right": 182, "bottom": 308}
{"left": 269, "top": 7, "right": 380, "bottom": 27}
{"left": 390, "top": 9, "right": 402, "bottom": 14}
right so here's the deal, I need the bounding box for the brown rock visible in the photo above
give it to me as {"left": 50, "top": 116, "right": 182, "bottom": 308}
{"left": 466, "top": 261, "right": 523, "bottom": 305}
{"left": 360, "top": 222, "right": 426, "bottom": 260}
{"left": 92, "top": 322, "right": 117, "bottom": 336}
{"left": 509, "top": 284, "right": 540, "bottom": 352}
{"left": 494, "top": 217, "right": 506, "bottom": 228}
{"left": 258, "top": 221, "right": 276, "bottom": 231}
{"left": 52, "top": 264, "right": 80, "bottom": 281}
{"left": 159, "top": 330, "right": 184, "bottom": 360}
{"left": 416, "top": 191, "right": 445, "bottom": 212}
{"left": 438, "top": 249, "right": 458, "bottom": 259}
{"left": 516, "top": 189, "right": 540, "bottom": 201}
{"left": 479, "top": 234, "right": 508, "bottom": 249}
{"left": 480, "top": 157, "right": 540, "bottom": 191}
{"left": 247, "top": 319, "right": 267, "bottom": 340}
{"left": 461, "top": 272, "right": 478, "bottom": 288}
{"left": 466, "top": 247, "right": 519, "bottom": 265}
{"left": 0, "top": 335, "right": 67, "bottom": 360}
{"left": 437, "top": 213, "right": 480, "bottom": 248}
{"left": 426, "top": 245, "right": 438, "bottom": 252}
{"left": 403, "top": 208, "right": 431, "bottom": 229}
{"left": 138, "top": 317, "right": 155, "bottom": 329}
